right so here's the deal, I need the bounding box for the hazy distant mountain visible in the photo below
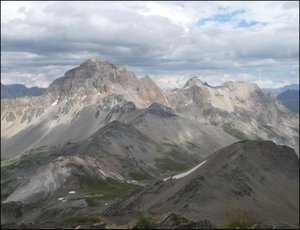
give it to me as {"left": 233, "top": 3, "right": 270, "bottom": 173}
{"left": 105, "top": 140, "right": 299, "bottom": 227}
{"left": 277, "top": 90, "right": 299, "bottom": 113}
{"left": 1, "top": 83, "right": 45, "bottom": 99}
{"left": 263, "top": 83, "right": 299, "bottom": 95}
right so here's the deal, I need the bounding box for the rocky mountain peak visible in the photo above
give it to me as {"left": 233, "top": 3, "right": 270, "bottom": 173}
{"left": 47, "top": 59, "right": 134, "bottom": 98}
{"left": 75, "top": 58, "right": 118, "bottom": 76}
{"left": 81, "top": 58, "right": 116, "bottom": 69}
{"left": 183, "top": 76, "right": 204, "bottom": 89}
{"left": 45, "top": 58, "right": 167, "bottom": 107}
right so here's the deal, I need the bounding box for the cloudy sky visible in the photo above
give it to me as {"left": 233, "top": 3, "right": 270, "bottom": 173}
{"left": 1, "top": 1, "right": 299, "bottom": 88}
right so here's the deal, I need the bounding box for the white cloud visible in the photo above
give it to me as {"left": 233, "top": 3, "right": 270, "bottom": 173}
{"left": 150, "top": 74, "right": 192, "bottom": 89}
{"left": 1, "top": 1, "right": 299, "bottom": 88}
{"left": 254, "top": 78, "right": 291, "bottom": 89}
{"left": 1, "top": 72, "right": 50, "bottom": 88}
{"left": 151, "top": 73, "right": 295, "bottom": 90}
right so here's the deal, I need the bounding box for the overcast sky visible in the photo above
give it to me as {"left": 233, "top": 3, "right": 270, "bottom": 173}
{"left": 1, "top": 1, "right": 299, "bottom": 88}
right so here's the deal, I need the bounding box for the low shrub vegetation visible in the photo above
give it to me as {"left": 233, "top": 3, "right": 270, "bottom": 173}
{"left": 222, "top": 123, "right": 248, "bottom": 140}
{"left": 225, "top": 209, "right": 260, "bottom": 229}
{"left": 133, "top": 214, "right": 156, "bottom": 229}
{"left": 63, "top": 215, "right": 102, "bottom": 224}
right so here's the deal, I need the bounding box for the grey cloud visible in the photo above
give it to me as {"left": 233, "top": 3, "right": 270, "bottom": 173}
{"left": 1, "top": 1, "right": 299, "bottom": 87}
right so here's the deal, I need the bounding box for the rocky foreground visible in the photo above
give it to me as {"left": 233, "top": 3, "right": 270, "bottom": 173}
{"left": 1, "top": 212, "right": 296, "bottom": 229}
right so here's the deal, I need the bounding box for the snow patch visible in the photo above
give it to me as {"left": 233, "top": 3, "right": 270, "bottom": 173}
{"left": 68, "top": 191, "right": 76, "bottom": 194}
{"left": 172, "top": 160, "right": 207, "bottom": 179}
{"left": 163, "top": 177, "right": 171, "bottom": 182}
{"left": 163, "top": 160, "right": 207, "bottom": 181}
{"left": 51, "top": 99, "right": 58, "bottom": 106}
{"left": 97, "top": 169, "right": 124, "bottom": 181}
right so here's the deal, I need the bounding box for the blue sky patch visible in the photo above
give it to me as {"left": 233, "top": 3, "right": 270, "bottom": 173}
{"left": 214, "top": 10, "right": 245, "bottom": 22}
{"left": 195, "top": 10, "right": 246, "bottom": 27}
{"left": 237, "top": 20, "right": 258, "bottom": 28}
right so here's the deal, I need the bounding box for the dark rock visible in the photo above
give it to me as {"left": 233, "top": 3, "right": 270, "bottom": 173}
{"left": 158, "top": 213, "right": 216, "bottom": 229}
{"left": 159, "top": 213, "right": 190, "bottom": 227}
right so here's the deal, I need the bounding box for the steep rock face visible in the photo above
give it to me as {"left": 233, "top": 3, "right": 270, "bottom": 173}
{"left": 47, "top": 58, "right": 167, "bottom": 107}
{"left": 167, "top": 77, "right": 299, "bottom": 153}
{"left": 136, "top": 75, "right": 167, "bottom": 106}
{"left": 104, "top": 140, "right": 299, "bottom": 226}
{"left": 47, "top": 59, "right": 118, "bottom": 97}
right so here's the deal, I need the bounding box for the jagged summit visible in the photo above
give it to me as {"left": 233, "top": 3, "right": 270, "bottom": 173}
{"left": 183, "top": 76, "right": 205, "bottom": 89}
{"left": 80, "top": 58, "right": 117, "bottom": 69}
{"left": 44, "top": 58, "right": 167, "bottom": 107}
{"left": 46, "top": 58, "right": 141, "bottom": 99}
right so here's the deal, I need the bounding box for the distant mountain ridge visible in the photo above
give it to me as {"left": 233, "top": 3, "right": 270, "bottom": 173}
{"left": 277, "top": 90, "right": 299, "bottom": 113}
{"left": 263, "top": 84, "right": 299, "bottom": 95}
{"left": 1, "top": 83, "right": 45, "bottom": 99}
{"left": 1, "top": 58, "right": 298, "bottom": 156}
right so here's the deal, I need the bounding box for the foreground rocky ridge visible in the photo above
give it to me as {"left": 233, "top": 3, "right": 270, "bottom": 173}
{"left": 104, "top": 140, "right": 299, "bottom": 227}
{"left": 2, "top": 141, "right": 299, "bottom": 228}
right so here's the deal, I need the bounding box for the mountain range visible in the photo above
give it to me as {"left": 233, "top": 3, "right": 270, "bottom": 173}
{"left": 1, "top": 58, "right": 299, "bottom": 228}
{"left": 1, "top": 83, "right": 45, "bottom": 99}
{"left": 263, "top": 83, "right": 299, "bottom": 95}
{"left": 277, "top": 90, "right": 299, "bottom": 113}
